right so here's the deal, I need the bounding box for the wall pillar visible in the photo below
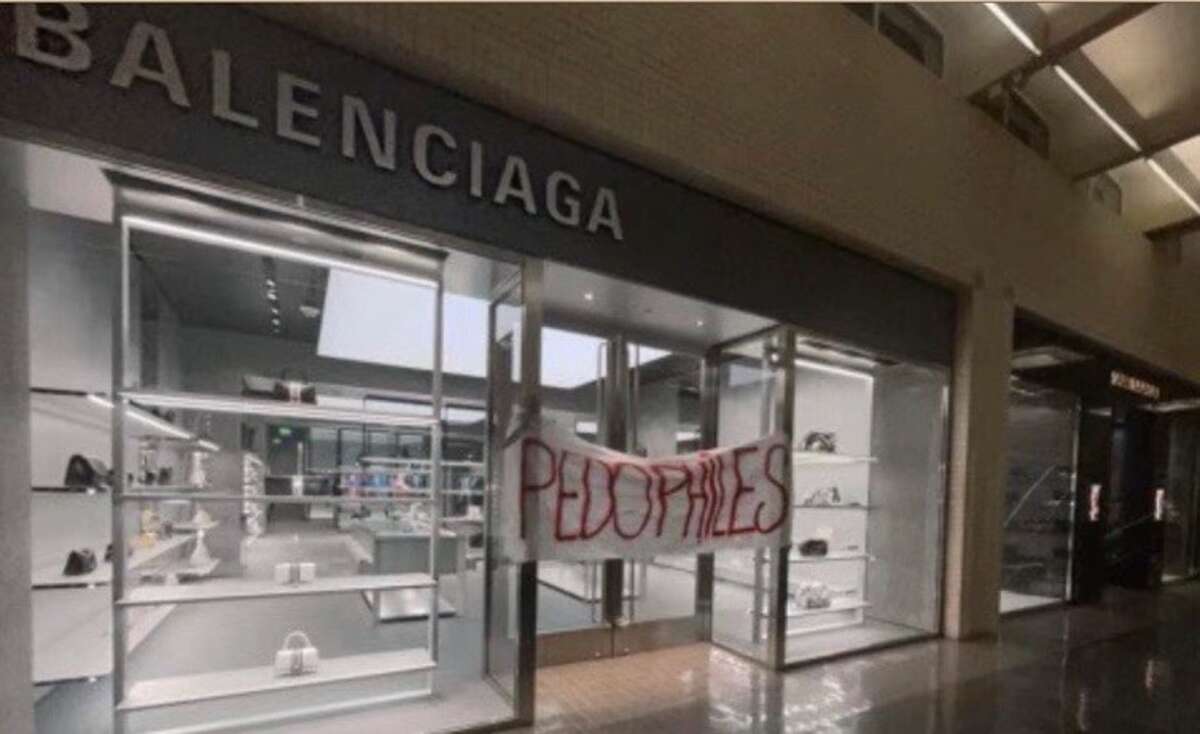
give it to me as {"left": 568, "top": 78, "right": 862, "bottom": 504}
{"left": 943, "top": 275, "right": 1014, "bottom": 639}
{"left": 0, "top": 142, "right": 32, "bottom": 733}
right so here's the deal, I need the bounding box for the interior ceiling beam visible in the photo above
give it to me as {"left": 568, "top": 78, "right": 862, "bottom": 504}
{"left": 1074, "top": 122, "right": 1200, "bottom": 182}
{"left": 1145, "top": 216, "right": 1200, "bottom": 243}
{"left": 969, "top": 3, "right": 1158, "bottom": 104}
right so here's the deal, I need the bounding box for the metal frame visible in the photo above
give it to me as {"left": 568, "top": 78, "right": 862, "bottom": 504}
{"left": 701, "top": 325, "right": 795, "bottom": 671}
{"left": 109, "top": 186, "right": 457, "bottom": 732}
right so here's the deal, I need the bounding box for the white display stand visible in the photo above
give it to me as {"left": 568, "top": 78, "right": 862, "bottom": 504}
{"left": 29, "top": 392, "right": 203, "bottom": 685}
{"left": 784, "top": 361, "right": 876, "bottom": 639}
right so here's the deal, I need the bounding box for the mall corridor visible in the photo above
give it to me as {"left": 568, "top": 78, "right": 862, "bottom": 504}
{"left": 529, "top": 583, "right": 1200, "bottom": 733}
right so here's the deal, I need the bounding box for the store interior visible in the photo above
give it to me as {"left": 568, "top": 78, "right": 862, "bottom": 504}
{"left": 17, "top": 135, "right": 952, "bottom": 733}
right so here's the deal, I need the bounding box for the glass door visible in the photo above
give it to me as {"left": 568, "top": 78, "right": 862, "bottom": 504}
{"left": 483, "top": 265, "right": 536, "bottom": 717}
{"left": 534, "top": 335, "right": 708, "bottom": 664}
{"left": 1000, "top": 381, "right": 1079, "bottom": 613}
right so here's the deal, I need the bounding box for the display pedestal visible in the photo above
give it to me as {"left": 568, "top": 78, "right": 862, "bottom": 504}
{"left": 364, "top": 588, "right": 456, "bottom": 621}
{"left": 346, "top": 523, "right": 466, "bottom": 622}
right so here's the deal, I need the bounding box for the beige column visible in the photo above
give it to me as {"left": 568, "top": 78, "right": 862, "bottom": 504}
{"left": 0, "top": 141, "right": 32, "bottom": 734}
{"left": 942, "top": 274, "right": 1014, "bottom": 640}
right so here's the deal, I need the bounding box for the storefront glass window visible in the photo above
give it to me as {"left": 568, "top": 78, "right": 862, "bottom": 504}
{"left": 1000, "top": 381, "right": 1079, "bottom": 613}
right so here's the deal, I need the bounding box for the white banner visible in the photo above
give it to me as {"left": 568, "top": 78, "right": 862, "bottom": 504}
{"left": 503, "top": 420, "right": 791, "bottom": 561}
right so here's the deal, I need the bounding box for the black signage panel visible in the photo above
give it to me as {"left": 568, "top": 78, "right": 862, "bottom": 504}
{"left": 0, "top": 3, "right": 955, "bottom": 364}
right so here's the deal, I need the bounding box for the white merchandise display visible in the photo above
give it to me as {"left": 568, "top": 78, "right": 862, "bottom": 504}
{"left": 274, "top": 562, "right": 317, "bottom": 585}
{"left": 274, "top": 631, "right": 320, "bottom": 677}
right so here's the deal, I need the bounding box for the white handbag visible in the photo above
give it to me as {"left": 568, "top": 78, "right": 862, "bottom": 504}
{"left": 273, "top": 630, "right": 319, "bottom": 677}
{"left": 274, "top": 562, "right": 316, "bottom": 585}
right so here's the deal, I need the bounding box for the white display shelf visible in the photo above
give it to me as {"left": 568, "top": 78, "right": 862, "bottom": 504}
{"left": 32, "top": 602, "right": 178, "bottom": 684}
{"left": 141, "top": 558, "right": 220, "bottom": 582}
{"left": 794, "top": 503, "right": 872, "bottom": 510}
{"left": 784, "top": 618, "right": 865, "bottom": 638}
{"left": 119, "top": 573, "right": 436, "bottom": 607}
{"left": 172, "top": 519, "right": 219, "bottom": 533}
{"left": 33, "top": 485, "right": 107, "bottom": 494}
{"left": 126, "top": 604, "right": 177, "bottom": 652}
{"left": 793, "top": 451, "right": 877, "bottom": 465}
{"left": 32, "top": 602, "right": 111, "bottom": 684}
{"left": 121, "top": 389, "right": 439, "bottom": 429}
{"left": 771, "top": 598, "right": 870, "bottom": 618}
{"left": 121, "top": 491, "right": 430, "bottom": 506}
{"left": 791, "top": 551, "right": 873, "bottom": 564}
{"left": 118, "top": 647, "right": 436, "bottom": 712}
{"left": 33, "top": 562, "right": 112, "bottom": 588}
{"left": 127, "top": 484, "right": 206, "bottom": 493}
{"left": 127, "top": 534, "right": 195, "bottom": 571}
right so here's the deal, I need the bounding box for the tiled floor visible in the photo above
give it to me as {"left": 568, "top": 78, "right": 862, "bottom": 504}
{"left": 525, "top": 581, "right": 1200, "bottom": 733}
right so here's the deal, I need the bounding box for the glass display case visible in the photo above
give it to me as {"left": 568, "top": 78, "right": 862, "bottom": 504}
{"left": 90, "top": 174, "right": 523, "bottom": 734}
{"left": 1000, "top": 381, "right": 1079, "bottom": 613}
{"left": 708, "top": 331, "right": 949, "bottom": 667}
{"left": 784, "top": 336, "right": 948, "bottom": 663}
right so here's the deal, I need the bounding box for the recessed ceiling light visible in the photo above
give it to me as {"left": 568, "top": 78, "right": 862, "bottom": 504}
{"left": 299, "top": 303, "right": 322, "bottom": 319}
{"left": 584, "top": 292, "right": 595, "bottom": 302}
{"left": 265, "top": 277, "right": 276, "bottom": 288}
{"left": 267, "top": 291, "right": 278, "bottom": 302}
{"left": 696, "top": 319, "right": 705, "bottom": 327}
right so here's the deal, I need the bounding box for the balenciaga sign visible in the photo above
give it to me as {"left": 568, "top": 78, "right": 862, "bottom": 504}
{"left": 0, "top": 3, "right": 958, "bottom": 368}
{"left": 9, "top": 3, "right": 623, "bottom": 240}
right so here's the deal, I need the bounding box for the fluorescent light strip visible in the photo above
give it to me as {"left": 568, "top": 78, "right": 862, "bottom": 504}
{"left": 1146, "top": 159, "right": 1200, "bottom": 216}
{"left": 122, "top": 390, "right": 438, "bottom": 429}
{"left": 1052, "top": 66, "right": 1141, "bottom": 152}
{"left": 984, "top": 3, "right": 1042, "bottom": 55}
{"left": 87, "top": 393, "right": 194, "bottom": 439}
{"left": 980, "top": 2, "right": 1200, "bottom": 219}
{"left": 795, "top": 357, "right": 874, "bottom": 383}
{"left": 196, "top": 439, "right": 221, "bottom": 452}
{"left": 123, "top": 216, "right": 437, "bottom": 289}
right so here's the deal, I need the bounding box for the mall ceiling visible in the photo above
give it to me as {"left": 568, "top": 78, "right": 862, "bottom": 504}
{"left": 914, "top": 2, "right": 1200, "bottom": 244}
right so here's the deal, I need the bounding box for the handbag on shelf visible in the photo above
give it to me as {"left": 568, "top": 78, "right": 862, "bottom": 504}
{"left": 64, "top": 455, "right": 112, "bottom": 489}
{"left": 799, "top": 539, "right": 828, "bottom": 557}
{"left": 274, "top": 631, "right": 319, "bottom": 677}
{"left": 241, "top": 371, "right": 316, "bottom": 404}
{"left": 273, "top": 369, "right": 316, "bottom": 404}
{"left": 274, "top": 562, "right": 316, "bottom": 585}
{"left": 792, "top": 580, "right": 833, "bottom": 610}
{"left": 63, "top": 549, "right": 97, "bottom": 576}
{"left": 799, "top": 486, "right": 841, "bottom": 507}
{"left": 801, "top": 432, "right": 837, "bottom": 453}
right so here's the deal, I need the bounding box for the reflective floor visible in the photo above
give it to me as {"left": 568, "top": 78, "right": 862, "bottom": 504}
{"left": 527, "top": 581, "right": 1200, "bottom": 733}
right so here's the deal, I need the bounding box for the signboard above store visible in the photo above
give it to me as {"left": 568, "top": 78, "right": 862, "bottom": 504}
{"left": 1110, "top": 370, "right": 1161, "bottom": 400}
{"left": 11, "top": 4, "right": 624, "bottom": 242}
{"left": 0, "top": 3, "right": 956, "bottom": 367}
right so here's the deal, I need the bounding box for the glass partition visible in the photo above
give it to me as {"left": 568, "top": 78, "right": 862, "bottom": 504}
{"left": 23, "top": 146, "right": 524, "bottom": 734}
{"left": 1163, "top": 413, "right": 1200, "bottom": 582}
{"left": 710, "top": 330, "right": 791, "bottom": 664}
{"left": 785, "top": 338, "right": 948, "bottom": 664}
{"left": 1000, "top": 381, "right": 1078, "bottom": 613}
{"left": 627, "top": 348, "right": 704, "bottom": 626}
